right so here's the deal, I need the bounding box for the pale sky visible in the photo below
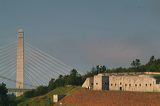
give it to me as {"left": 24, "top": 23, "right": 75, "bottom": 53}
{"left": 1, "top": 0, "right": 160, "bottom": 73}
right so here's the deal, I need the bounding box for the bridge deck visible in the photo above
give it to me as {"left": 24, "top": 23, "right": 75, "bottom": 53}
{"left": 8, "top": 88, "right": 34, "bottom": 92}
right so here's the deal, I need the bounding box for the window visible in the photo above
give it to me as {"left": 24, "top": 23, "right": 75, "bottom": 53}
{"left": 115, "top": 84, "right": 117, "bottom": 86}
{"left": 135, "top": 84, "right": 137, "bottom": 86}
{"left": 150, "top": 84, "right": 152, "bottom": 86}
{"left": 111, "top": 84, "right": 113, "bottom": 86}
{"left": 96, "top": 83, "right": 98, "bottom": 85}
{"left": 105, "top": 82, "right": 107, "bottom": 85}
{"left": 139, "top": 84, "right": 141, "bottom": 86}
{"left": 129, "top": 84, "right": 131, "bottom": 87}
{"left": 146, "top": 84, "right": 147, "bottom": 86}
{"left": 91, "top": 83, "right": 93, "bottom": 85}
{"left": 125, "top": 84, "right": 127, "bottom": 86}
{"left": 120, "top": 82, "right": 122, "bottom": 85}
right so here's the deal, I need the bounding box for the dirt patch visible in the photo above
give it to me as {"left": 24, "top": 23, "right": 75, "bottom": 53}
{"left": 56, "top": 89, "right": 160, "bottom": 106}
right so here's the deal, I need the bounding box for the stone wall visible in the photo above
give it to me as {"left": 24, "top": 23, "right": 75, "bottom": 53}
{"left": 93, "top": 74, "right": 103, "bottom": 90}
{"left": 153, "top": 84, "right": 160, "bottom": 92}
{"left": 109, "top": 75, "right": 156, "bottom": 92}
{"left": 82, "top": 77, "right": 94, "bottom": 89}
{"left": 144, "top": 72, "right": 160, "bottom": 75}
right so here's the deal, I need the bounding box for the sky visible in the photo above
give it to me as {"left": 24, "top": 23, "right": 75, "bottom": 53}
{"left": 1, "top": 0, "right": 160, "bottom": 73}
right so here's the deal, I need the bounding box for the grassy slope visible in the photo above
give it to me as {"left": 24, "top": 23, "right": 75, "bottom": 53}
{"left": 18, "top": 86, "right": 81, "bottom": 106}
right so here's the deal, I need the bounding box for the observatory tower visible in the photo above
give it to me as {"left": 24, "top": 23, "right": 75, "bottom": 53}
{"left": 16, "top": 29, "right": 24, "bottom": 96}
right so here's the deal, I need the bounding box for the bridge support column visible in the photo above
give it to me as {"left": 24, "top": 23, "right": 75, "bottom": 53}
{"left": 16, "top": 29, "right": 24, "bottom": 96}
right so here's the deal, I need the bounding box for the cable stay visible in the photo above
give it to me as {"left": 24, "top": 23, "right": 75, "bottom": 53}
{"left": 25, "top": 63, "right": 52, "bottom": 84}
{"left": 25, "top": 68, "right": 45, "bottom": 87}
{"left": 25, "top": 45, "right": 71, "bottom": 74}
{"left": 0, "top": 41, "right": 17, "bottom": 52}
{"left": 25, "top": 50, "right": 66, "bottom": 76}
{"left": 25, "top": 42, "right": 72, "bottom": 71}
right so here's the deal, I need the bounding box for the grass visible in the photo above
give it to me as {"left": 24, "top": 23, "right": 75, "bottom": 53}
{"left": 151, "top": 74, "right": 160, "bottom": 80}
{"left": 17, "top": 86, "right": 82, "bottom": 106}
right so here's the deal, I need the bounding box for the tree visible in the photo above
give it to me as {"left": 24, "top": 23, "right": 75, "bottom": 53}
{"left": 131, "top": 59, "right": 141, "bottom": 68}
{"left": 149, "top": 56, "right": 155, "bottom": 64}
{"left": 100, "top": 65, "right": 107, "bottom": 73}
{"left": 24, "top": 86, "right": 48, "bottom": 98}
{"left": 8, "top": 93, "right": 17, "bottom": 106}
{"left": 67, "top": 69, "right": 83, "bottom": 86}
{"left": 48, "top": 78, "right": 56, "bottom": 91}
{"left": 24, "top": 90, "right": 36, "bottom": 98}
{"left": 0, "top": 83, "right": 9, "bottom": 106}
{"left": 155, "top": 58, "right": 160, "bottom": 65}
{"left": 35, "top": 86, "right": 48, "bottom": 96}
{"left": 96, "top": 65, "right": 100, "bottom": 74}
{"left": 85, "top": 67, "right": 97, "bottom": 77}
{"left": 54, "top": 75, "right": 65, "bottom": 87}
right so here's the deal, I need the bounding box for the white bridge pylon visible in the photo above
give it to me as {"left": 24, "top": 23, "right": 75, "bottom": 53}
{"left": 16, "top": 29, "right": 24, "bottom": 96}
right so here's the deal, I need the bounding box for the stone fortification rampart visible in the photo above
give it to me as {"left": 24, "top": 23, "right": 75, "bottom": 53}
{"left": 82, "top": 73, "right": 160, "bottom": 92}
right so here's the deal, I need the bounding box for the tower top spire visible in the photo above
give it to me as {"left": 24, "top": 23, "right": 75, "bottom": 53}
{"left": 18, "top": 29, "right": 24, "bottom": 38}
{"left": 18, "top": 29, "right": 24, "bottom": 33}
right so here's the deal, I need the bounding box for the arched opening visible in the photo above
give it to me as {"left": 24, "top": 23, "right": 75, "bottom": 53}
{"left": 120, "top": 87, "right": 122, "bottom": 91}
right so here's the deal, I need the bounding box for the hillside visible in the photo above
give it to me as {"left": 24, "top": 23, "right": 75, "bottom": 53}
{"left": 57, "top": 89, "right": 160, "bottom": 106}
{"left": 17, "top": 85, "right": 160, "bottom": 106}
{"left": 17, "top": 86, "right": 81, "bottom": 106}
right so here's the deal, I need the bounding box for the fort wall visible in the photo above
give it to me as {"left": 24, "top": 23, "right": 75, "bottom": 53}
{"left": 82, "top": 74, "right": 160, "bottom": 92}
{"left": 109, "top": 75, "right": 156, "bottom": 92}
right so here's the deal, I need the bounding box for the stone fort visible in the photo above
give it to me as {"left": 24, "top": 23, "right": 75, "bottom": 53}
{"left": 82, "top": 73, "right": 160, "bottom": 92}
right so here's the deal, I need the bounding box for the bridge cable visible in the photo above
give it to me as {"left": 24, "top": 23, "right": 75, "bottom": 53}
{"left": 25, "top": 42, "right": 72, "bottom": 71}
{"left": 25, "top": 45, "right": 70, "bottom": 74}
{"left": 25, "top": 50, "right": 64, "bottom": 76}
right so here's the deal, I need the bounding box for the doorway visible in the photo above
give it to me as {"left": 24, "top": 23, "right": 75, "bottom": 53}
{"left": 120, "top": 87, "right": 122, "bottom": 91}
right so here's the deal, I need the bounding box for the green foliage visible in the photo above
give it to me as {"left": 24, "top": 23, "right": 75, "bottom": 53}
{"left": 8, "top": 94, "right": 17, "bottom": 106}
{"left": 144, "top": 56, "right": 160, "bottom": 72}
{"left": 24, "top": 86, "right": 48, "bottom": 98}
{"left": 0, "top": 83, "right": 9, "bottom": 106}
{"left": 131, "top": 59, "right": 141, "bottom": 68}
{"left": 152, "top": 75, "right": 160, "bottom": 80}
{"left": 0, "top": 83, "right": 17, "bottom": 106}
{"left": 98, "top": 65, "right": 107, "bottom": 73}
{"left": 48, "top": 69, "right": 83, "bottom": 91}
{"left": 85, "top": 67, "right": 98, "bottom": 78}
{"left": 24, "top": 90, "right": 36, "bottom": 98}
{"left": 83, "top": 56, "right": 160, "bottom": 78}
{"left": 84, "top": 65, "right": 107, "bottom": 78}
{"left": 35, "top": 86, "right": 48, "bottom": 96}
{"left": 48, "top": 78, "right": 55, "bottom": 91}
{"left": 66, "top": 69, "right": 82, "bottom": 86}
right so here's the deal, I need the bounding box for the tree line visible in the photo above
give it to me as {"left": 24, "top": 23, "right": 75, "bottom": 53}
{"left": 85, "top": 56, "right": 160, "bottom": 77}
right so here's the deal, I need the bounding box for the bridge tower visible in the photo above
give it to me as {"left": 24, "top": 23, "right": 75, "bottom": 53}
{"left": 16, "top": 29, "right": 24, "bottom": 96}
